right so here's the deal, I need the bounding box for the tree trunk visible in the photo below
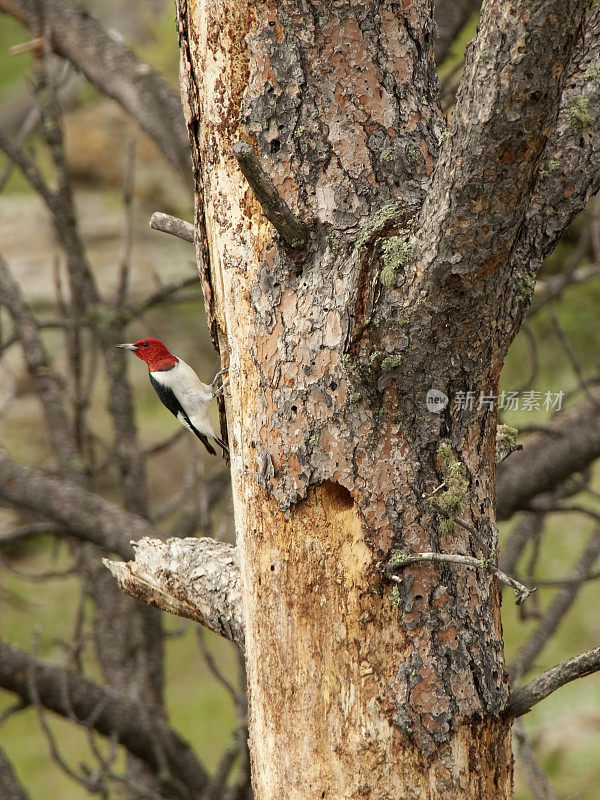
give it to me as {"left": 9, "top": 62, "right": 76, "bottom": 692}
{"left": 175, "top": 0, "right": 589, "bottom": 797}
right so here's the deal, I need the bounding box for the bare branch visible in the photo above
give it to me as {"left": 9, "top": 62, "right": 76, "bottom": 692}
{"left": 389, "top": 551, "right": 534, "bottom": 605}
{"left": 497, "top": 388, "right": 600, "bottom": 521}
{"left": 506, "top": 646, "right": 600, "bottom": 719}
{"left": 0, "top": 0, "right": 191, "bottom": 179}
{"left": 150, "top": 212, "right": 195, "bottom": 244}
{"left": 0, "top": 743, "right": 30, "bottom": 800}
{"left": 233, "top": 141, "right": 309, "bottom": 250}
{"left": 104, "top": 537, "right": 244, "bottom": 648}
{"left": 0, "top": 637, "right": 207, "bottom": 800}
{"left": 0, "top": 449, "right": 159, "bottom": 558}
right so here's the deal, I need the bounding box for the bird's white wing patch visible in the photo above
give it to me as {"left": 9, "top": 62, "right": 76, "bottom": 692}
{"left": 176, "top": 411, "right": 194, "bottom": 432}
{"left": 152, "top": 359, "right": 217, "bottom": 438}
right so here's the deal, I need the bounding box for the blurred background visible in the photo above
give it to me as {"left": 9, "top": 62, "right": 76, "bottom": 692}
{"left": 0, "top": 3, "right": 599, "bottom": 799}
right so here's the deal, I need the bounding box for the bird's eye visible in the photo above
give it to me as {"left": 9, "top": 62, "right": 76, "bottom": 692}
{"left": 141, "top": 342, "right": 149, "bottom": 347}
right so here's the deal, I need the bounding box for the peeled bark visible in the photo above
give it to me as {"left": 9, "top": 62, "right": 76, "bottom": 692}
{"left": 173, "top": 1, "right": 592, "bottom": 797}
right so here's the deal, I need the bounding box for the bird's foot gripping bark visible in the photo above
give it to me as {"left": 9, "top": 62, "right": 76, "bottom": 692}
{"left": 210, "top": 367, "right": 229, "bottom": 398}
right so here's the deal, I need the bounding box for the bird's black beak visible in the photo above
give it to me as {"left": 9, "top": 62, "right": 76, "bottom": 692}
{"left": 116, "top": 343, "right": 138, "bottom": 351}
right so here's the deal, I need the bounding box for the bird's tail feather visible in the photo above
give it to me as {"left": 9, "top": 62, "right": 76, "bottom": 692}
{"left": 214, "top": 436, "right": 229, "bottom": 458}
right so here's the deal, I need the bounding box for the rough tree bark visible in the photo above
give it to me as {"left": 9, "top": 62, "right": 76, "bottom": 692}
{"left": 166, "top": 1, "right": 595, "bottom": 798}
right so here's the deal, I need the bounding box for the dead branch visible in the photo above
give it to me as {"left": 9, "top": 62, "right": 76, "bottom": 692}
{"left": 233, "top": 141, "right": 309, "bottom": 250}
{"left": 0, "top": 637, "right": 208, "bottom": 800}
{"left": 0, "top": 449, "right": 156, "bottom": 558}
{"left": 389, "top": 551, "right": 534, "bottom": 605}
{"left": 505, "top": 646, "right": 600, "bottom": 719}
{"left": 104, "top": 537, "right": 244, "bottom": 648}
{"left": 150, "top": 212, "right": 195, "bottom": 243}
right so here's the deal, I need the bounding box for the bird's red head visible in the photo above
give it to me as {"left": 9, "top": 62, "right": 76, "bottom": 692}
{"left": 117, "top": 338, "right": 178, "bottom": 372}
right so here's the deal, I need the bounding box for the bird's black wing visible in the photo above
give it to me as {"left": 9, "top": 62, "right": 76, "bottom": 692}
{"left": 149, "top": 374, "right": 217, "bottom": 456}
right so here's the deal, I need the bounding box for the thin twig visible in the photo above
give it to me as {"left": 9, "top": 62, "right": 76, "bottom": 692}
{"left": 548, "top": 303, "right": 599, "bottom": 408}
{"left": 528, "top": 225, "right": 592, "bottom": 316}
{"left": 499, "top": 512, "right": 544, "bottom": 575}
{"left": 233, "top": 141, "right": 309, "bottom": 250}
{"left": 389, "top": 551, "right": 534, "bottom": 604}
{"left": 130, "top": 275, "right": 199, "bottom": 316}
{"left": 428, "top": 497, "right": 493, "bottom": 559}
{"left": 202, "top": 743, "right": 239, "bottom": 800}
{"left": 0, "top": 552, "right": 76, "bottom": 582}
{"left": 0, "top": 522, "right": 63, "bottom": 545}
{"left": 27, "top": 626, "right": 99, "bottom": 792}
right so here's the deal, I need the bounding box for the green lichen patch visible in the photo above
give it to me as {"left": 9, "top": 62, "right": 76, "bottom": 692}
{"left": 480, "top": 555, "right": 494, "bottom": 571}
{"left": 515, "top": 272, "right": 536, "bottom": 304}
{"left": 390, "top": 584, "right": 402, "bottom": 607}
{"left": 584, "top": 64, "right": 600, "bottom": 86}
{"left": 352, "top": 203, "right": 401, "bottom": 250}
{"left": 565, "top": 96, "right": 592, "bottom": 131}
{"left": 433, "top": 443, "right": 468, "bottom": 518}
{"left": 405, "top": 144, "right": 421, "bottom": 164}
{"left": 495, "top": 424, "right": 520, "bottom": 463}
{"left": 381, "top": 147, "right": 395, "bottom": 163}
{"left": 380, "top": 236, "right": 413, "bottom": 287}
{"left": 439, "top": 517, "right": 455, "bottom": 536}
{"left": 388, "top": 548, "right": 412, "bottom": 569}
{"left": 538, "top": 159, "right": 560, "bottom": 179}
{"left": 496, "top": 424, "right": 519, "bottom": 450}
{"left": 381, "top": 354, "right": 403, "bottom": 371}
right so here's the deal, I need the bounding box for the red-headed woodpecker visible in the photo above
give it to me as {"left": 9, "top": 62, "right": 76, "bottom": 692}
{"left": 117, "top": 338, "right": 228, "bottom": 457}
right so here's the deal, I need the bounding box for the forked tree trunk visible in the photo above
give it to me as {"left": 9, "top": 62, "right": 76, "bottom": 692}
{"left": 174, "top": 1, "right": 588, "bottom": 797}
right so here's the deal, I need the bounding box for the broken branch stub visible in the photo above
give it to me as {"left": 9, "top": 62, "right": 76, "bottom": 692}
{"left": 233, "top": 141, "right": 309, "bottom": 250}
